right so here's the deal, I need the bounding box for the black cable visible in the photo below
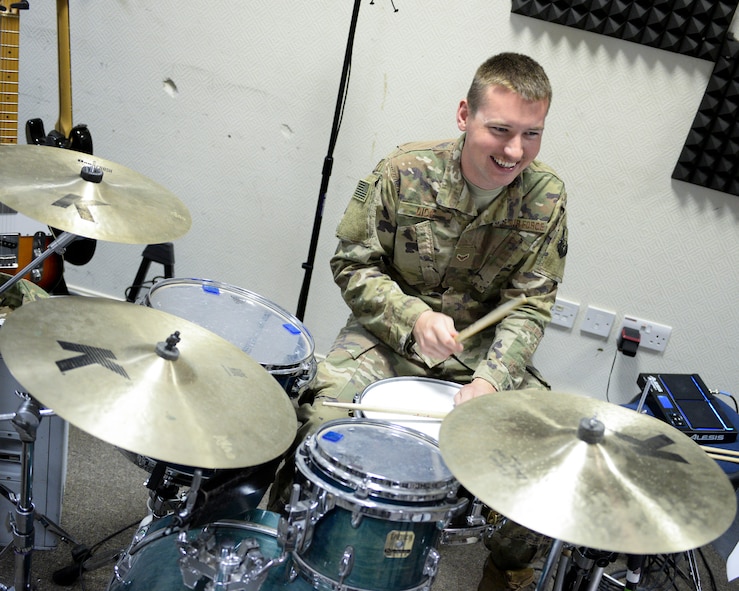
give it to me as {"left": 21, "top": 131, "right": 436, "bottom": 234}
{"left": 52, "top": 519, "right": 139, "bottom": 587}
{"left": 605, "top": 345, "right": 619, "bottom": 402}
{"left": 696, "top": 547, "right": 718, "bottom": 591}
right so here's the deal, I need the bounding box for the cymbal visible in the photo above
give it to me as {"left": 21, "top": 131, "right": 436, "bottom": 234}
{"left": 0, "top": 296, "right": 297, "bottom": 469}
{"left": 0, "top": 144, "right": 191, "bottom": 243}
{"left": 439, "top": 389, "right": 737, "bottom": 554}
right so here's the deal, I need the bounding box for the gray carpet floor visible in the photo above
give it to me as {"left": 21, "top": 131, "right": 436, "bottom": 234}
{"left": 0, "top": 425, "right": 735, "bottom": 590}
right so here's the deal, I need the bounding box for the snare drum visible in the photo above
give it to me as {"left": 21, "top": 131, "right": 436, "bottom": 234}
{"left": 143, "top": 278, "right": 316, "bottom": 396}
{"left": 356, "top": 377, "right": 499, "bottom": 545}
{"left": 354, "top": 376, "right": 459, "bottom": 441}
{"left": 108, "top": 509, "right": 312, "bottom": 591}
{"left": 286, "top": 418, "right": 467, "bottom": 591}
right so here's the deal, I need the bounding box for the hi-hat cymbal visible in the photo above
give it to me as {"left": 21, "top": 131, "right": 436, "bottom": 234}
{"left": 0, "top": 296, "right": 297, "bottom": 469}
{"left": 439, "top": 389, "right": 737, "bottom": 554}
{"left": 0, "top": 144, "right": 191, "bottom": 243}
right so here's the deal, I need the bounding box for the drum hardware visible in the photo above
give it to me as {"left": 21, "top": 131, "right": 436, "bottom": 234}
{"left": 278, "top": 484, "right": 320, "bottom": 556}
{"left": 539, "top": 543, "right": 706, "bottom": 591}
{"left": 0, "top": 296, "right": 298, "bottom": 470}
{"left": 0, "top": 395, "right": 81, "bottom": 591}
{"left": 437, "top": 496, "right": 502, "bottom": 546}
{"left": 439, "top": 389, "right": 737, "bottom": 555}
{"left": 108, "top": 511, "right": 299, "bottom": 591}
{"left": 0, "top": 144, "right": 192, "bottom": 245}
{"left": 176, "top": 520, "right": 284, "bottom": 591}
{"left": 143, "top": 460, "right": 188, "bottom": 519}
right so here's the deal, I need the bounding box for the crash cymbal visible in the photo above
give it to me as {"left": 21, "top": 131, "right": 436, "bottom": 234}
{"left": 0, "top": 144, "right": 191, "bottom": 243}
{"left": 439, "top": 389, "right": 737, "bottom": 554}
{"left": 0, "top": 296, "right": 297, "bottom": 469}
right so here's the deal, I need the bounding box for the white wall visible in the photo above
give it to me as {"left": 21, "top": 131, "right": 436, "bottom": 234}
{"left": 14, "top": 1, "right": 739, "bottom": 404}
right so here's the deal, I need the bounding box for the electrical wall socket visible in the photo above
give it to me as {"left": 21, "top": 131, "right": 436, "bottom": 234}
{"left": 620, "top": 316, "right": 672, "bottom": 352}
{"left": 550, "top": 298, "right": 580, "bottom": 328}
{"left": 581, "top": 306, "right": 616, "bottom": 338}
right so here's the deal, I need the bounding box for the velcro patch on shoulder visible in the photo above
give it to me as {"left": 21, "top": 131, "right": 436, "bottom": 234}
{"left": 512, "top": 218, "right": 547, "bottom": 233}
{"left": 397, "top": 202, "right": 452, "bottom": 222}
{"left": 352, "top": 179, "right": 371, "bottom": 202}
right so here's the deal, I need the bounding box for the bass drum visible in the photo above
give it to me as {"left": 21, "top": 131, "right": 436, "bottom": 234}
{"left": 355, "top": 377, "right": 501, "bottom": 545}
{"left": 142, "top": 277, "right": 316, "bottom": 396}
{"left": 108, "top": 509, "right": 312, "bottom": 591}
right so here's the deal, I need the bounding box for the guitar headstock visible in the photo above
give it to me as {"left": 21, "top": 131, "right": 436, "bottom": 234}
{"left": 0, "top": 2, "right": 30, "bottom": 14}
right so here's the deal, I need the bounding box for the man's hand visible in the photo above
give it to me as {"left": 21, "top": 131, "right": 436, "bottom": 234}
{"left": 412, "top": 310, "right": 464, "bottom": 360}
{"left": 454, "top": 377, "right": 496, "bottom": 405}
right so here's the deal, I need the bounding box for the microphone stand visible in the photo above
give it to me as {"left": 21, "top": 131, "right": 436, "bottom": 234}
{"left": 295, "top": 0, "right": 362, "bottom": 321}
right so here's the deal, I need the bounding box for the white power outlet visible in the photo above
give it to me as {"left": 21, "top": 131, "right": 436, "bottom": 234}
{"left": 550, "top": 298, "right": 580, "bottom": 328}
{"left": 620, "top": 316, "right": 672, "bottom": 352}
{"left": 581, "top": 306, "right": 616, "bottom": 338}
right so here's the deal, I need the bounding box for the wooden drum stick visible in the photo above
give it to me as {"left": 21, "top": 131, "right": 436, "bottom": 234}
{"left": 705, "top": 452, "right": 739, "bottom": 465}
{"left": 454, "top": 294, "right": 528, "bottom": 343}
{"left": 703, "top": 446, "right": 739, "bottom": 458}
{"left": 321, "top": 400, "right": 449, "bottom": 419}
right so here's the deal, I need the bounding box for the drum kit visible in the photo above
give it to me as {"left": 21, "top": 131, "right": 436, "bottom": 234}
{"left": 0, "top": 143, "right": 736, "bottom": 591}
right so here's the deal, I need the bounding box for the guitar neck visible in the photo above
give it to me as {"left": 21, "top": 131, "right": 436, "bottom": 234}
{"left": 0, "top": 7, "right": 21, "bottom": 145}
{"left": 55, "top": 0, "right": 73, "bottom": 137}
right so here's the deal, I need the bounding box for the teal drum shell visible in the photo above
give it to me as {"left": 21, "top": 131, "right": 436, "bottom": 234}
{"left": 107, "top": 510, "right": 312, "bottom": 591}
{"left": 293, "top": 419, "right": 467, "bottom": 590}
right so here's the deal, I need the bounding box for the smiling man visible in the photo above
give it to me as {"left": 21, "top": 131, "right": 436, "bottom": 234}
{"left": 270, "top": 53, "right": 568, "bottom": 591}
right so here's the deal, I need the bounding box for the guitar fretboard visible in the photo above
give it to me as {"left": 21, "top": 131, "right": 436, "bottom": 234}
{"left": 0, "top": 8, "right": 20, "bottom": 145}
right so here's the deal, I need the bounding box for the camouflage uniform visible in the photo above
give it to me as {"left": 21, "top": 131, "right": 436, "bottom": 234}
{"left": 270, "top": 135, "right": 568, "bottom": 589}
{"left": 0, "top": 272, "right": 50, "bottom": 320}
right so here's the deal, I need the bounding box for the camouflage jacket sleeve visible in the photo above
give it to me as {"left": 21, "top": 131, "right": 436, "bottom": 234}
{"left": 330, "top": 158, "right": 430, "bottom": 355}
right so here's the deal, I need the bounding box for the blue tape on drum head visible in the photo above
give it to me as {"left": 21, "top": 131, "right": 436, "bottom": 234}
{"left": 321, "top": 431, "right": 344, "bottom": 442}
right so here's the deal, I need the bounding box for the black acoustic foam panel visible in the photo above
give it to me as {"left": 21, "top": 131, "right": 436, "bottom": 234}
{"left": 512, "top": 0, "right": 739, "bottom": 196}
{"left": 511, "top": 0, "right": 738, "bottom": 62}
{"left": 672, "top": 36, "right": 739, "bottom": 196}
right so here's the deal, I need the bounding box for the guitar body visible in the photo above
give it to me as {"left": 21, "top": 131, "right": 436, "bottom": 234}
{"left": 0, "top": 231, "right": 63, "bottom": 292}
{"left": 0, "top": 4, "right": 64, "bottom": 293}
{"left": 0, "top": 2, "right": 94, "bottom": 294}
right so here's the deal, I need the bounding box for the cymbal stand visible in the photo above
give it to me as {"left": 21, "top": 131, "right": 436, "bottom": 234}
{"left": 0, "top": 231, "right": 78, "bottom": 296}
{"left": 0, "top": 396, "right": 77, "bottom": 591}
{"left": 539, "top": 543, "right": 626, "bottom": 591}
{"left": 536, "top": 539, "right": 564, "bottom": 591}
{"left": 560, "top": 546, "right": 618, "bottom": 591}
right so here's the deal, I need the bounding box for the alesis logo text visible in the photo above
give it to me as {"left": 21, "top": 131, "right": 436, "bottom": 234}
{"left": 691, "top": 433, "right": 729, "bottom": 442}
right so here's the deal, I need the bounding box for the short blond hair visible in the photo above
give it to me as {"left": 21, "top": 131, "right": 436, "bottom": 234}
{"left": 467, "top": 53, "right": 552, "bottom": 115}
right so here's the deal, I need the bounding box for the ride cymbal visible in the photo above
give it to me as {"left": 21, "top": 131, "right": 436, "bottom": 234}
{"left": 0, "top": 296, "right": 297, "bottom": 469}
{"left": 0, "top": 144, "right": 191, "bottom": 243}
{"left": 439, "top": 389, "right": 736, "bottom": 554}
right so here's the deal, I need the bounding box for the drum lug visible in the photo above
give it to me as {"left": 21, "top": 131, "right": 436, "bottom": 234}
{"left": 421, "top": 547, "right": 441, "bottom": 590}
{"left": 349, "top": 508, "right": 364, "bottom": 529}
{"left": 337, "top": 545, "right": 355, "bottom": 584}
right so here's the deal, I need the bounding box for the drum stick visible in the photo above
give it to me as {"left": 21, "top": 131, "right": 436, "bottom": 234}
{"left": 703, "top": 446, "right": 739, "bottom": 458}
{"left": 455, "top": 294, "right": 528, "bottom": 343}
{"left": 321, "top": 400, "right": 449, "bottom": 419}
{"left": 705, "top": 452, "right": 739, "bottom": 465}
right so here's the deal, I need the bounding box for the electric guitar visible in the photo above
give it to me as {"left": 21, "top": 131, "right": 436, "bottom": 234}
{"left": 26, "top": 0, "right": 96, "bottom": 274}
{"left": 0, "top": 2, "right": 63, "bottom": 291}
